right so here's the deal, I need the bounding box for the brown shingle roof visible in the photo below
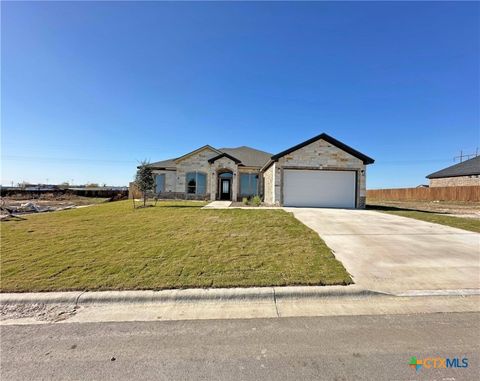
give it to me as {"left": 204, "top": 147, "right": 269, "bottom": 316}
{"left": 147, "top": 158, "right": 177, "bottom": 169}
{"left": 148, "top": 146, "right": 272, "bottom": 169}
{"left": 218, "top": 146, "right": 272, "bottom": 167}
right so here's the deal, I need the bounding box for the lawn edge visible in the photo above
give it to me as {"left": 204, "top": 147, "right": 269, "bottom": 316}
{"left": 374, "top": 210, "right": 480, "bottom": 233}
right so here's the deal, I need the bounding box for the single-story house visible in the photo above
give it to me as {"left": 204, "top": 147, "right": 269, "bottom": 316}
{"left": 145, "top": 133, "right": 374, "bottom": 208}
{"left": 426, "top": 156, "right": 480, "bottom": 187}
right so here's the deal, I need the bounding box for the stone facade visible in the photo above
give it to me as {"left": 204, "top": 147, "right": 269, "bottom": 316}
{"left": 209, "top": 156, "right": 239, "bottom": 201}
{"left": 263, "top": 164, "right": 275, "bottom": 204}
{"left": 175, "top": 148, "right": 218, "bottom": 197}
{"left": 151, "top": 147, "right": 263, "bottom": 201}
{"left": 429, "top": 176, "right": 480, "bottom": 187}
{"left": 146, "top": 137, "right": 370, "bottom": 207}
{"left": 264, "top": 138, "right": 366, "bottom": 208}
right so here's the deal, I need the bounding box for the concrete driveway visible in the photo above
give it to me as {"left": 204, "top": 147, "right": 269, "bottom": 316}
{"left": 286, "top": 208, "right": 480, "bottom": 294}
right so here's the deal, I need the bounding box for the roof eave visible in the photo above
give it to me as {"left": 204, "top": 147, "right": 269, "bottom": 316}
{"left": 207, "top": 152, "right": 242, "bottom": 164}
{"left": 260, "top": 159, "right": 276, "bottom": 172}
{"left": 426, "top": 173, "right": 479, "bottom": 179}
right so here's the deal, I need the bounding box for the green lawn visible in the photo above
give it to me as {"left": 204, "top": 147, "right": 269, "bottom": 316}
{"left": 368, "top": 205, "right": 480, "bottom": 233}
{"left": 1, "top": 200, "right": 352, "bottom": 292}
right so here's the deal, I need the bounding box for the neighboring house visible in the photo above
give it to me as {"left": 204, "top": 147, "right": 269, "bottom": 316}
{"left": 426, "top": 156, "right": 480, "bottom": 187}
{"left": 145, "top": 133, "right": 374, "bottom": 208}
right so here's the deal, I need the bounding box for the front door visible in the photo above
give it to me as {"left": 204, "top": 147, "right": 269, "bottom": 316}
{"left": 220, "top": 179, "right": 231, "bottom": 200}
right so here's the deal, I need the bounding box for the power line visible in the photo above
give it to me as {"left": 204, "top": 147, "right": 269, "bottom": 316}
{"left": 1, "top": 155, "right": 136, "bottom": 165}
{"left": 453, "top": 148, "right": 479, "bottom": 163}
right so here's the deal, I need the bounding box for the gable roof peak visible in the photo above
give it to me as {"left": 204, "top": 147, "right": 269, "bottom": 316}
{"left": 270, "top": 132, "right": 374, "bottom": 165}
{"left": 174, "top": 144, "right": 222, "bottom": 163}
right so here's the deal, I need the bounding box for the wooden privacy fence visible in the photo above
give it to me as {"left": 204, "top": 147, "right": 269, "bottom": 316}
{"left": 367, "top": 186, "right": 480, "bottom": 202}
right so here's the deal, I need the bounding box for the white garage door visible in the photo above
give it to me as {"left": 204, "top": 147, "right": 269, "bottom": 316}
{"left": 283, "top": 169, "right": 356, "bottom": 208}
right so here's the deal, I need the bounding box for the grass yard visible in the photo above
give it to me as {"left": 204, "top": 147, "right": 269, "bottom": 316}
{"left": 368, "top": 205, "right": 480, "bottom": 233}
{"left": 1, "top": 200, "right": 352, "bottom": 292}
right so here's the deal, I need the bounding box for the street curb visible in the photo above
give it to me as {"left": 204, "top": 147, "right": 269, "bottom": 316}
{"left": 0, "top": 285, "right": 384, "bottom": 305}
{"left": 0, "top": 292, "right": 82, "bottom": 305}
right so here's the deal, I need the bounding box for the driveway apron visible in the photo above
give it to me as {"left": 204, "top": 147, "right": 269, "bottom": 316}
{"left": 286, "top": 208, "right": 480, "bottom": 294}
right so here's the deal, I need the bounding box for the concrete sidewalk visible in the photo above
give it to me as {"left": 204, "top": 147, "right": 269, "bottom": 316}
{"left": 2, "top": 286, "right": 479, "bottom": 325}
{"left": 2, "top": 285, "right": 479, "bottom": 324}
{"left": 202, "top": 201, "right": 232, "bottom": 209}
{"left": 1, "top": 293, "right": 479, "bottom": 325}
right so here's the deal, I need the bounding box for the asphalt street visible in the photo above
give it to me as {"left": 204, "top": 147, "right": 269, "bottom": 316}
{"left": 1, "top": 312, "right": 479, "bottom": 380}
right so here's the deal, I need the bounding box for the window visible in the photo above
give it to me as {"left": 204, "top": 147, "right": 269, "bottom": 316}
{"left": 219, "top": 172, "right": 233, "bottom": 179}
{"left": 155, "top": 174, "right": 165, "bottom": 193}
{"left": 240, "top": 173, "right": 258, "bottom": 196}
{"left": 186, "top": 173, "right": 196, "bottom": 194}
{"left": 186, "top": 172, "right": 206, "bottom": 195}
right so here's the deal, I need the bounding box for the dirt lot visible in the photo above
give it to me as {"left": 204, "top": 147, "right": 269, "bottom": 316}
{"left": 0, "top": 194, "right": 109, "bottom": 220}
{"left": 2, "top": 193, "right": 109, "bottom": 207}
{"left": 0, "top": 303, "right": 78, "bottom": 323}
{"left": 367, "top": 199, "right": 480, "bottom": 219}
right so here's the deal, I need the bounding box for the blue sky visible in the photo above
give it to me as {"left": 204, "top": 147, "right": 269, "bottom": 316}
{"left": 2, "top": 1, "right": 479, "bottom": 188}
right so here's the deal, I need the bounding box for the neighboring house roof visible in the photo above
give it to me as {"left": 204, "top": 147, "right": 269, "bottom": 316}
{"left": 270, "top": 133, "right": 375, "bottom": 165}
{"left": 147, "top": 146, "right": 272, "bottom": 169}
{"left": 426, "top": 156, "right": 480, "bottom": 179}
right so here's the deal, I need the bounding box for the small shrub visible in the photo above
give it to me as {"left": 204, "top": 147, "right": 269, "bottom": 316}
{"left": 242, "top": 197, "right": 249, "bottom": 205}
{"left": 252, "top": 195, "right": 261, "bottom": 207}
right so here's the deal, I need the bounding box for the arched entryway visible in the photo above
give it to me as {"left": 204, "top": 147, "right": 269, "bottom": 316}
{"left": 217, "top": 169, "right": 233, "bottom": 200}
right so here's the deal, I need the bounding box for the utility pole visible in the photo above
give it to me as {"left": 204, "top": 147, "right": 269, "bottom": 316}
{"left": 454, "top": 148, "right": 479, "bottom": 162}
{"left": 454, "top": 150, "right": 464, "bottom": 163}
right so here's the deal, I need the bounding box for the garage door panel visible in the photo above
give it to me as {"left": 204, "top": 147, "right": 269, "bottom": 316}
{"left": 283, "top": 170, "right": 355, "bottom": 208}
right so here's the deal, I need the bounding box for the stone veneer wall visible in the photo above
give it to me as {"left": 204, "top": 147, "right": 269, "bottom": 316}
{"left": 209, "top": 156, "right": 238, "bottom": 201}
{"left": 270, "top": 138, "right": 366, "bottom": 208}
{"left": 429, "top": 176, "right": 480, "bottom": 187}
{"left": 152, "top": 150, "right": 248, "bottom": 201}
{"left": 175, "top": 148, "right": 219, "bottom": 194}
{"left": 263, "top": 164, "right": 275, "bottom": 205}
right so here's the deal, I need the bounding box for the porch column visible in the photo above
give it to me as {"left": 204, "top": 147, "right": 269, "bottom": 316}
{"left": 232, "top": 168, "right": 238, "bottom": 202}
{"left": 210, "top": 170, "right": 216, "bottom": 200}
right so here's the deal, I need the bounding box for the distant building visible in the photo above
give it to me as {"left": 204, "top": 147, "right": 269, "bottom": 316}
{"left": 426, "top": 156, "right": 480, "bottom": 187}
